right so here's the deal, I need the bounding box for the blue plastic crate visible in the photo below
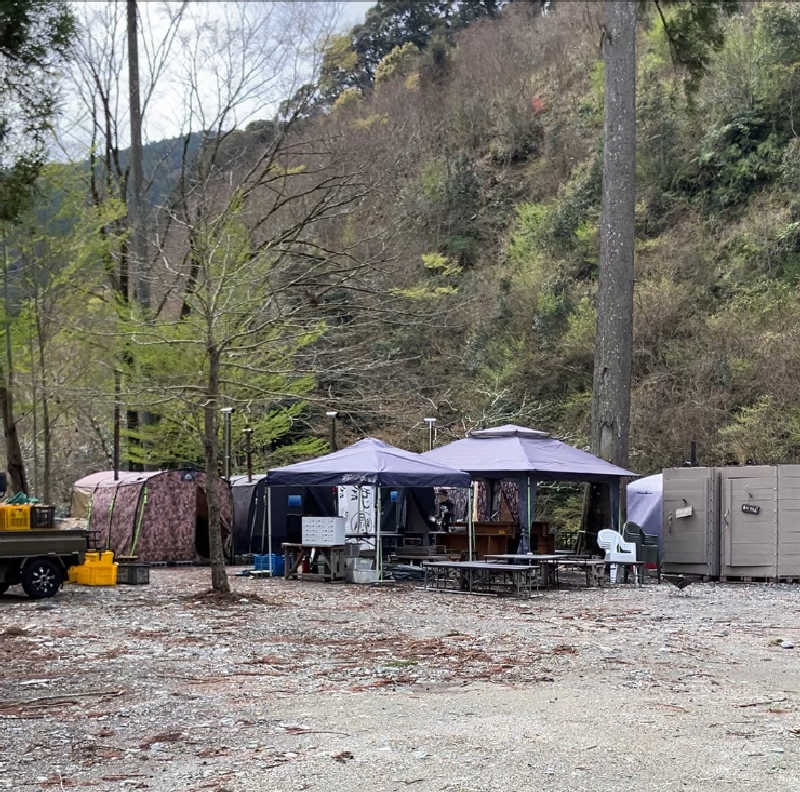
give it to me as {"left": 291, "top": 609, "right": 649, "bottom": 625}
{"left": 253, "top": 554, "right": 284, "bottom": 575}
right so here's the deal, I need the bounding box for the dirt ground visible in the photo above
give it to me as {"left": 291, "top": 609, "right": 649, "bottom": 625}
{"left": 2, "top": 568, "right": 800, "bottom": 792}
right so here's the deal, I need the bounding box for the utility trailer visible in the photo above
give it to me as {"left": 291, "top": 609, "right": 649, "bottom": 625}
{"left": 0, "top": 529, "right": 88, "bottom": 598}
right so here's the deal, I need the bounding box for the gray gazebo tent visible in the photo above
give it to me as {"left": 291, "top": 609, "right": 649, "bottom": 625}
{"left": 267, "top": 437, "right": 471, "bottom": 577}
{"left": 422, "top": 425, "right": 635, "bottom": 551}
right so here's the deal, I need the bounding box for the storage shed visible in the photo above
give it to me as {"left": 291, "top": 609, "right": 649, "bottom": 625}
{"left": 71, "top": 470, "right": 232, "bottom": 563}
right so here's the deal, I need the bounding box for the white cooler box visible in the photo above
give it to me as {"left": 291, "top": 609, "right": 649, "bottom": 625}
{"left": 301, "top": 516, "right": 346, "bottom": 546}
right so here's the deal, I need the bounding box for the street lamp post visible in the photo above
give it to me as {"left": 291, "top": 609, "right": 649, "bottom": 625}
{"left": 242, "top": 426, "right": 253, "bottom": 482}
{"left": 423, "top": 417, "right": 437, "bottom": 451}
{"left": 220, "top": 407, "right": 234, "bottom": 480}
{"left": 326, "top": 410, "right": 338, "bottom": 451}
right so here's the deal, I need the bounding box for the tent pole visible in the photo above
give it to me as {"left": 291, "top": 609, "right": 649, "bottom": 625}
{"left": 267, "top": 487, "right": 273, "bottom": 574}
{"left": 376, "top": 486, "right": 382, "bottom": 581}
{"left": 260, "top": 485, "right": 267, "bottom": 554}
{"left": 248, "top": 483, "right": 257, "bottom": 555}
{"left": 468, "top": 484, "right": 474, "bottom": 561}
{"left": 527, "top": 475, "right": 531, "bottom": 551}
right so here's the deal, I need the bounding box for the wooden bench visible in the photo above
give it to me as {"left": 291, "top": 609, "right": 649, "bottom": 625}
{"left": 422, "top": 560, "right": 536, "bottom": 597}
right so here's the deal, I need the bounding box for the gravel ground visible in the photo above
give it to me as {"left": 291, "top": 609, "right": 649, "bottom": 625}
{"left": 2, "top": 568, "right": 800, "bottom": 791}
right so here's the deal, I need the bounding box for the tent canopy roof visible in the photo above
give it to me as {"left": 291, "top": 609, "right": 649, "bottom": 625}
{"left": 267, "top": 437, "right": 471, "bottom": 488}
{"left": 73, "top": 470, "right": 164, "bottom": 490}
{"left": 230, "top": 474, "right": 267, "bottom": 489}
{"left": 422, "top": 424, "right": 635, "bottom": 481}
{"left": 627, "top": 473, "right": 662, "bottom": 495}
{"left": 73, "top": 469, "right": 209, "bottom": 491}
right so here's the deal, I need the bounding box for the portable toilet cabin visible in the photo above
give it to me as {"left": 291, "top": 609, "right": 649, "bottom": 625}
{"left": 718, "top": 465, "right": 778, "bottom": 580}
{"left": 662, "top": 467, "right": 720, "bottom": 577}
{"left": 778, "top": 466, "right": 800, "bottom": 580}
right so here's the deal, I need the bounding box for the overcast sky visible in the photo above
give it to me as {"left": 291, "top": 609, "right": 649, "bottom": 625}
{"left": 57, "top": 1, "right": 373, "bottom": 158}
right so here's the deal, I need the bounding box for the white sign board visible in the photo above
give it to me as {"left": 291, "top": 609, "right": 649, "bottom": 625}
{"left": 301, "top": 516, "right": 345, "bottom": 546}
{"left": 675, "top": 505, "right": 693, "bottom": 519}
{"left": 338, "top": 486, "right": 375, "bottom": 544}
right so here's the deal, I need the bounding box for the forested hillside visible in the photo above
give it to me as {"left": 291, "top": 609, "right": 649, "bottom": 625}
{"left": 312, "top": 0, "right": 800, "bottom": 473}
{"left": 5, "top": 0, "right": 800, "bottom": 509}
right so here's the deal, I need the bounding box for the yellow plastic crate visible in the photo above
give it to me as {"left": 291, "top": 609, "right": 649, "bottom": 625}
{"left": 0, "top": 504, "right": 31, "bottom": 531}
{"left": 68, "top": 550, "right": 118, "bottom": 586}
{"left": 76, "top": 563, "right": 118, "bottom": 586}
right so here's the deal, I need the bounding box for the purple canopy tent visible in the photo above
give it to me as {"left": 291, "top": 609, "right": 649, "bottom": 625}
{"left": 268, "top": 437, "right": 471, "bottom": 488}
{"left": 267, "top": 438, "right": 471, "bottom": 576}
{"left": 422, "top": 425, "right": 635, "bottom": 551}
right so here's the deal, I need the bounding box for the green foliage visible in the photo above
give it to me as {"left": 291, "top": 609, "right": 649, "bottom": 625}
{"left": 717, "top": 395, "right": 800, "bottom": 464}
{"left": 319, "top": 34, "right": 363, "bottom": 103}
{"left": 509, "top": 159, "right": 601, "bottom": 275}
{"left": 375, "top": 43, "right": 420, "bottom": 86}
{"left": 655, "top": 0, "right": 737, "bottom": 93}
{"left": 333, "top": 87, "right": 363, "bottom": 113}
{"left": 692, "top": 111, "right": 784, "bottom": 209}
{"left": 660, "top": 4, "right": 800, "bottom": 211}
{"left": 121, "top": 205, "right": 325, "bottom": 470}
{"left": 421, "top": 251, "right": 461, "bottom": 277}
{"left": 393, "top": 251, "right": 462, "bottom": 300}
{"left": 319, "top": 1, "right": 500, "bottom": 103}
{"left": 12, "top": 0, "right": 800, "bottom": 499}
{"left": 353, "top": 1, "right": 499, "bottom": 78}
{"left": 415, "top": 153, "right": 481, "bottom": 265}
{"left": 488, "top": 104, "right": 543, "bottom": 164}
{"left": 0, "top": 0, "right": 75, "bottom": 222}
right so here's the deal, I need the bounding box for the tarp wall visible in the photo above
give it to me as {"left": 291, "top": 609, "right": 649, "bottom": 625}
{"left": 627, "top": 473, "right": 663, "bottom": 546}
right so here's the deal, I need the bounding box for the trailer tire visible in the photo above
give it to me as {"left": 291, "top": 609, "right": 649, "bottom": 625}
{"left": 21, "top": 558, "right": 62, "bottom": 599}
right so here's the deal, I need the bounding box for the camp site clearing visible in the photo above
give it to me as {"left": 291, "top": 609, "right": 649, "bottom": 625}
{"left": 1, "top": 569, "right": 799, "bottom": 792}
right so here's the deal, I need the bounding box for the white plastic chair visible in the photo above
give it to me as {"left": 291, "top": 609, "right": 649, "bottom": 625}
{"left": 597, "top": 529, "right": 638, "bottom": 584}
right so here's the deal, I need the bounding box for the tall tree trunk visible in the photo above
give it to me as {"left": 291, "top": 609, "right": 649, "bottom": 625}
{"left": 204, "top": 345, "right": 229, "bottom": 593}
{"left": 591, "top": 0, "right": 636, "bottom": 468}
{"left": 1, "top": 236, "right": 27, "bottom": 494}
{"left": 33, "top": 288, "right": 51, "bottom": 503}
{"left": 127, "top": 0, "right": 148, "bottom": 309}
{"left": 0, "top": 384, "right": 26, "bottom": 495}
{"left": 30, "top": 328, "right": 38, "bottom": 498}
{"left": 128, "top": 0, "right": 158, "bottom": 468}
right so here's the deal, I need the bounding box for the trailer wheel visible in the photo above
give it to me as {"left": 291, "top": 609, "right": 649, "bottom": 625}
{"left": 21, "top": 558, "right": 62, "bottom": 599}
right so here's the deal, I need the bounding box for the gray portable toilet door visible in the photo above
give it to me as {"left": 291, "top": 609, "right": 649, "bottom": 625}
{"left": 662, "top": 467, "right": 716, "bottom": 571}
{"left": 721, "top": 467, "right": 777, "bottom": 571}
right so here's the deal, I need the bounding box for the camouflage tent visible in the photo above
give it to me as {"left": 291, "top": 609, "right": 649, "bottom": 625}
{"left": 71, "top": 470, "right": 232, "bottom": 562}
